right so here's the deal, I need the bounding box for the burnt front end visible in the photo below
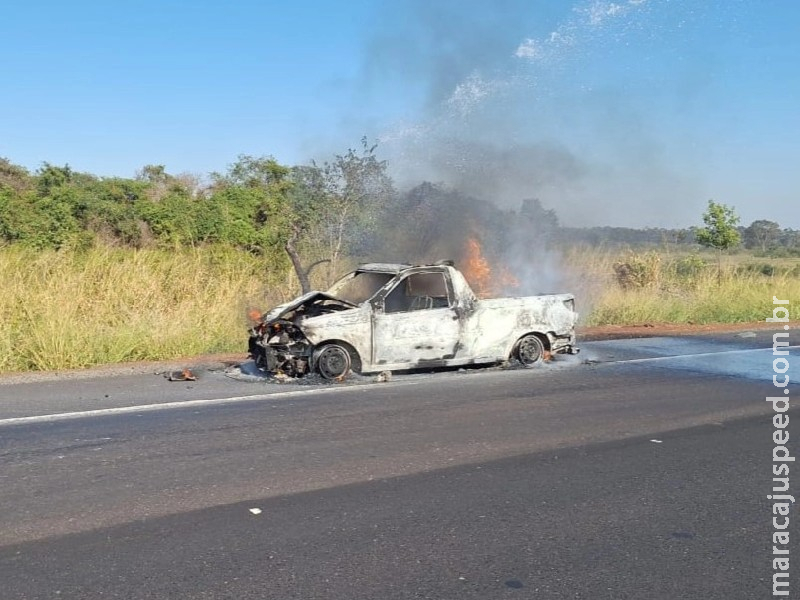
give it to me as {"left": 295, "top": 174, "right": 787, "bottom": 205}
{"left": 247, "top": 291, "right": 359, "bottom": 378}
{"left": 248, "top": 319, "right": 313, "bottom": 377}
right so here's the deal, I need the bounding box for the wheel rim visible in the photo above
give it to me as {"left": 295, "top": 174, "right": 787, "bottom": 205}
{"left": 316, "top": 345, "right": 351, "bottom": 379}
{"left": 517, "top": 335, "right": 544, "bottom": 365}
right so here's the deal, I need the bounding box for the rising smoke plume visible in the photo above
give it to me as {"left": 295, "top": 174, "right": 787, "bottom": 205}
{"left": 359, "top": 0, "right": 718, "bottom": 229}
{"left": 342, "top": 0, "right": 733, "bottom": 296}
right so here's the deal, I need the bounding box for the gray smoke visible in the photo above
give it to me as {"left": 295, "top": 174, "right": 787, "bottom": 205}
{"left": 330, "top": 0, "right": 748, "bottom": 301}
{"left": 357, "top": 0, "right": 719, "bottom": 229}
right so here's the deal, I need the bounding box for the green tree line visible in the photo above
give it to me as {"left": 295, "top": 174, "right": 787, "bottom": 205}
{"left": 0, "top": 140, "right": 394, "bottom": 290}
{"left": 2, "top": 149, "right": 798, "bottom": 273}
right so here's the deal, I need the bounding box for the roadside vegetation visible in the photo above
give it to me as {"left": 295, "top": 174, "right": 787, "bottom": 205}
{"left": 0, "top": 246, "right": 271, "bottom": 372}
{"left": 572, "top": 248, "right": 800, "bottom": 326}
{"left": 0, "top": 151, "right": 797, "bottom": 373}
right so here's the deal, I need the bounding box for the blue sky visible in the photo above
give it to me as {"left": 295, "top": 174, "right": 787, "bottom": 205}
{"left": 1, "top": 1, "right": 798, "bottom": 228}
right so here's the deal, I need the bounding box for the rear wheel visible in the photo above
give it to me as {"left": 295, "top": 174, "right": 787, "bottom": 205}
{"left": 515, "top": 334, "right": 545, "bottom": 366}
{"left": 315, "top": 344, "right": 352, "bottom": 380}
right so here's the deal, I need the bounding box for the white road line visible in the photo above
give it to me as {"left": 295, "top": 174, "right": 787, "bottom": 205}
{"left": 3, "top": 345, "right": 796, "bottom": 427}
{"left": 0, "top": 380, "right": 426, "bottom": 428}
{"left": 598, "top": 345, "right": 800, "bottom": 365}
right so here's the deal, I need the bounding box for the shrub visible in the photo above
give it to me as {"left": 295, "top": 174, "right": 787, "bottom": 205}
{"left": 612, "top": 251, "right": 662, "bottom": 289}
{"left": 675, "top": 253, "right": 708, "bottom": 277}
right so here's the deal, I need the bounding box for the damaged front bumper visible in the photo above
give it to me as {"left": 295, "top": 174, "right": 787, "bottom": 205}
{"left": 248, "top": 319, "right": 313, "bottom": 377}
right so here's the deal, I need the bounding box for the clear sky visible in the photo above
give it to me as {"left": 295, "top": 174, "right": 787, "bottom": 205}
{"left": 1, "top": 1, "right": 798, "bottom": 228}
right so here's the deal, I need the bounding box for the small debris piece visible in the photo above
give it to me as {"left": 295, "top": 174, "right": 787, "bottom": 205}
{"left": 735, "top": 331, "right": 757, "bottom": 338}
{"left": 542, "top": 350, "right": 553, "bottom": 362}
{"left": 376, "top": 370, "right": 392, "bottom": 383}
{"left": 650, "top": 439, "right": 663, "bottom": 444}
{"left": 249, "top": 508, "right": 262, "bottom": 515}
{"left": 168, "top": 369, "right": 197, "bottom": 382}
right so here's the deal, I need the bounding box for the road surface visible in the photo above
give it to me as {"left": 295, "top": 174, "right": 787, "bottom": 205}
{"left": 0, "top": 331, "right": 796, "bottom": 599}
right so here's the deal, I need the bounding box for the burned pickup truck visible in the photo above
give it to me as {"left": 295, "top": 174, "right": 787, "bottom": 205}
{"left": 248, "top": 261, "right": 579, "bottom": 379}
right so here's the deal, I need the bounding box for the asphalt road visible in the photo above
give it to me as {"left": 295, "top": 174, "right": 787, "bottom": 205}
{"left": 0, "top": 331, "right": 796, "bottom": 599}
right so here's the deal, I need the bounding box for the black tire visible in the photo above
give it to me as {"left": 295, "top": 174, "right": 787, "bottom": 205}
{"left": 515, "top": 334, "right": 545, "bottom": 366}
{"left": 315, "top": 344, "right": 352, "bottom": 380}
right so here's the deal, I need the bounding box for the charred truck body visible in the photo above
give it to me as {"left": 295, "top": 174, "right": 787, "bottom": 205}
{"left": 248, "top": 262, "right": 579, "bottom": 379}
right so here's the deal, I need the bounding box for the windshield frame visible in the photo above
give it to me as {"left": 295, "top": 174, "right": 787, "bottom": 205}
{"left": 326, "top": 270, "right": 398, "bottom": 305}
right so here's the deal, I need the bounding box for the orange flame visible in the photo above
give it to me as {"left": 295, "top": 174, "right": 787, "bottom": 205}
{"left": 461, "top": 237, "right": 520, "bottom": 298}
{"left": 463, "top": 238, "right": 492, "bottom": 298}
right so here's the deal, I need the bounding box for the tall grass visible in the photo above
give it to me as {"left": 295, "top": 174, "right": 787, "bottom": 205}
{"left": 566, "top": 248, "right": 800, "bottom": 326}
{"left": 0, "top": 245, "right": 797, "bottom": 373}
{"left": 0, "top": 246, "right": 297, "bottom": 373}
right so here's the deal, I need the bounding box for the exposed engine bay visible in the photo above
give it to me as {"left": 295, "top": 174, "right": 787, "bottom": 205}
{"left": 248, "top": 293, "right": 355, "bottom": 377}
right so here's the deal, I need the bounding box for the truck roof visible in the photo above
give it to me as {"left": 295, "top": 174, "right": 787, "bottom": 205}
{"left": 356, "top": 263, "right": 412, "bottom": 273}
{"left": 356, "top": 261, "right": 455, "bottom": 274}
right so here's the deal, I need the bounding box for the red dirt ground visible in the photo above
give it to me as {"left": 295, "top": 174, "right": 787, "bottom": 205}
{"left": 579, "top": 320, "right": 793, "bottom": 341}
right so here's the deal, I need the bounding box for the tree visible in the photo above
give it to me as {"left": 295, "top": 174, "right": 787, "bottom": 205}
{"left": 780, "top": 229, "right": 800, "bottom": 253}
{"left": 136, "top": 164, "right": 170, "bottom": 185}
{"left": 284, "top": 165, "right": 328, "bottom": 293}
{"left": 0, "top": 158, "right": 33, "bottom": 193}
{"left": 284, "top": 138, "right": 394, "bottom": 291}
{"left": 36, "top": 163, "right": 73, "bottom": 196}
{"left": 207, "top": 155, "right": 293, "bottom": 254}
{"left": 211, "top": 155, "right": 290, "bottom": 191}
{"left": 136, "top": 164, "right": 199, "bottom": 201}
{"left": 695, "top": 200, "right": 741, "bottom": 282}
{"left": 743, "top": 219, "right": 781, "bottom": 253}
{"left": 317, "top": 138, "right": 393, "bottom": 279}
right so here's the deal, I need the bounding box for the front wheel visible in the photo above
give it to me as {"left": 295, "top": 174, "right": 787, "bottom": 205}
{"left": 314, "top": 344, "right": 352, "bottom": 380}
{"left": 515, "top": 334, "right": 545, "bottom": 366}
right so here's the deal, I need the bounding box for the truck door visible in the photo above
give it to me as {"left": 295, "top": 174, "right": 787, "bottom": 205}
{"left": 371, "top": 271, "right": 461, "bottom": 367}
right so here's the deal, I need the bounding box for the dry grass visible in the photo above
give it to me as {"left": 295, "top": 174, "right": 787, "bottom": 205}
{"left": 564, "top": 247, "right": 800, "bottom": 326}
{"left": 0, "top": 245, "right": 797, "bottom": 373}
{"left": 0, "top": 246, "right": 299, "bottom": 373}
